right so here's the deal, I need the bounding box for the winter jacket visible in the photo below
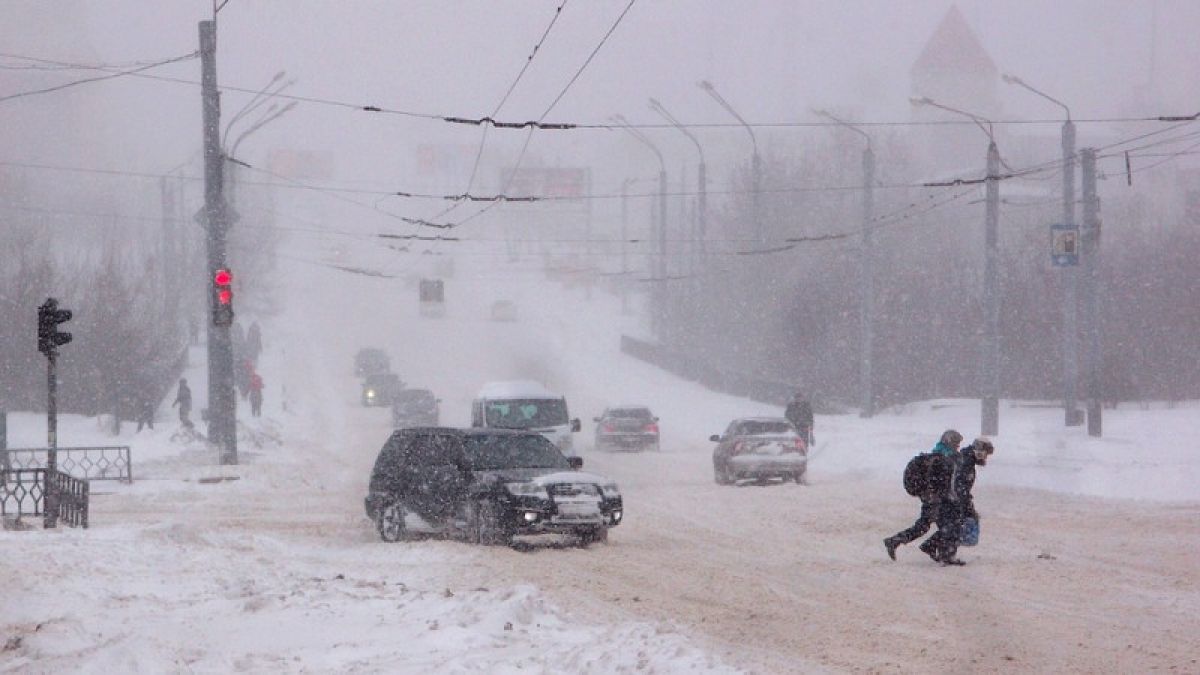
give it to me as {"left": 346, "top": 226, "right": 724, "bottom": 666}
{"left": 923, "top": 442, "right": 958, "bottom": 501}
{"left": 785, "top": 400, "right": 813, "bottom": 430}
{"left": 953, "top": 445, "right": 982, "bottom": 518}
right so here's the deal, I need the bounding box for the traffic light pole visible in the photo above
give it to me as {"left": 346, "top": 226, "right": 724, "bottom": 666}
{"left": 199, "top": 20, "right": 238, "bottom": 464}
{"left": 45, "top": 349, "right": 59, "bottom": 528}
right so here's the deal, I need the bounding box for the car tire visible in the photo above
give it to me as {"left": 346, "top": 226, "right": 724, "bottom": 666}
{"left": 794, "top": 470, "right": 808, "bottom": 485}
{"left": 578, "top": 525, "right": 608, "bottom": 547}
{"left": 472, "top": 500, "right": 510, "bottom": 547}
{"left": 377, "top": 502, "right": 408, "bottom": 542}
{"left": 714, "top": 463, "right": 734, "bottom": 485}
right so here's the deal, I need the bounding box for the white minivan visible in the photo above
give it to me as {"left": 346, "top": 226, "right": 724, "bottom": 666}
{"left": 471, "top": 380, "right": 582, "bottom": 456}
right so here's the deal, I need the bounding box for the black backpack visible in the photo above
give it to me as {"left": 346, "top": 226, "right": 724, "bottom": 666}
{"left": 903, "top": 453, "right": 937, "bottom": 496}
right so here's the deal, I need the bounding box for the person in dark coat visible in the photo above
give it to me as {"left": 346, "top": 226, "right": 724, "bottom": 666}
{"left": 884, "top": 429, "right": 961, "bottom": 563}
{"left": 784, "top": 391, "right": 814, "bottom": 444}
{"left": 135, "top": 396, "right": 155, "bottom": 432}
{"left": 172, "top": 378, "right": 193, "bottom": 429}
{"left": 249, "top": 372, "right": 264, "bottom": 417}
{"left": 923, "top": 438, "right": 994, "bottom": 564}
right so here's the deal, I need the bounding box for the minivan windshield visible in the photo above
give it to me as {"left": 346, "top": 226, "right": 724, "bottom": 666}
{"left": 463, "top": 434, "right": 571, "bottom": 470}
{"left": 484, "top": 398, "right": 568, "bottom": 429}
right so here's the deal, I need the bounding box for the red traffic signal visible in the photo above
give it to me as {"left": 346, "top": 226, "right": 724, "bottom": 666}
{"left": 212, "top": 268, "right": 234, "bottom": 326}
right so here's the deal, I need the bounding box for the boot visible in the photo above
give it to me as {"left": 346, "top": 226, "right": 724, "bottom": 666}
{"left": 884, "top": 537, "right": 899, "bottom": 561}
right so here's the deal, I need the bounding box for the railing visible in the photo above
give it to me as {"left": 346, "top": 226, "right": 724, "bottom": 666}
{"left": 0, "top": 469, "right": 45, "bottom": 520}
{"left": 0, "top": 468, "right": 89, "bottom": 529}
{"left": 1, "top": 446, "right": 132, "bottom": 483}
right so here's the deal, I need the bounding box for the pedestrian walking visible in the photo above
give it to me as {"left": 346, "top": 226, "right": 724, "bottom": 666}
{"left": 249, "top": 371, "right": 264, "bottom": 417}
{"left": 135, "top": 395, "right": 155, "bottom": 432}
{"left": 924, "top": 438, "right": 995, "bottom": 564}
{"left": 246, "top": 321, "right": 263, "bottom": 364}
{"left": 884, "top": 429, "right": 962, "bottom": 564}
{"left": 172, "top": 378, "right": 193, "bottom": 429}
{"left": 785, "top": 391, "right": 814, "bottom": 445}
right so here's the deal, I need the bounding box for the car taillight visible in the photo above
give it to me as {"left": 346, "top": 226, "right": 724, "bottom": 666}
{"left": 795, "top": 438, "right": 807, "bottom": 454}
{"left": 602, "top": 424, "right": 615, "bottom": 433}
{"left": 644, "top": 423, "right": 658, "bottom": 434}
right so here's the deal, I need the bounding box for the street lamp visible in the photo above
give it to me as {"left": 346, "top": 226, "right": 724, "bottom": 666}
{"left": 648, "top": 97, "right": 707, "bottom": 256}
{"left": 611, "top": 114, "right": 669, "bottom": 340}
{"left": 911, "top": 96, "right": 1003, "bottom": 436}
{"left": 813, "top": 108, "right": 876, "bottom": 418}
{"left": 1003, "top": 74, "right": 1081, "bottom": 428}
{"left": 222, "top": 70, "right": 288, "bottom": 151}
{"left": 698, "top": 80, "right": 762, "bottom": 242}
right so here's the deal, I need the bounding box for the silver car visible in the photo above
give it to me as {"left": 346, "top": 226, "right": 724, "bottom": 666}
{"left": 711, "top": 417, "right": 808, "bottom": 485}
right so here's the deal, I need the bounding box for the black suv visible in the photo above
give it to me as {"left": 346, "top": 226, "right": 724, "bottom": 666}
{"left": 364, "top": 428, "right": 623, "bottom": 546}
{"left": 391, "top": 388, "right": 440, "bottom": 428}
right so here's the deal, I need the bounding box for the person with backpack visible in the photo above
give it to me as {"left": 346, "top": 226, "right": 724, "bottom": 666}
{"left": 884, "top": 429, "right": 962, "bottom": 564}
{"left": 923, "top": 437, "right": 995, "bottom": 564}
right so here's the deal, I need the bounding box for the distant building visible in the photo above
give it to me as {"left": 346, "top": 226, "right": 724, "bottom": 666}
{"left": 910, "top": 5, "right": 1003, "bottom": 175}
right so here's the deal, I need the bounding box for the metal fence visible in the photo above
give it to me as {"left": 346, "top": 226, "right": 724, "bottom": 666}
{"left": 1, "top": 446, "right": 132, "bottom": 483}
{"left": 0, "top": 468, "right": 89, "bottom": 528}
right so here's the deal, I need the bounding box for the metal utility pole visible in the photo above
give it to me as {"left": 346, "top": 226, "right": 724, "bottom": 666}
{"left": 983, "top": 141, "right": 1001, "bottom": 436}
{"left": 198, "top": 20, "right": 238, "bottom": 464}
{"left": 813, "top": 109, "right": 876, "bottom": 417}
{"left": 1080, "top": 148, "right": 1102, "bottom": 437}
{"left": 612, "top": 115, "right": 668, "bottom": 341}
{"left": 1062, "top": 120, "right": 1079, "bottom": 425}
{"left": 620, "top": 177, "right": 633, "bottom": 314}
{"left": 699, "top": 81, "right": 760, "bottom": 242}
{"left": 649, "top": 97, "right": 707, "bottom": 259}
{"left": 911, "top": 96, "right": 1002, "bottom": 436}
{"left": 1003, "top": 74, "right": 1080, "bottom": 426}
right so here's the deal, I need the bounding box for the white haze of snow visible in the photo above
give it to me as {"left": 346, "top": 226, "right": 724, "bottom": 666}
{"left": 3, "top": 229, "right": 1197, "bottom": 671}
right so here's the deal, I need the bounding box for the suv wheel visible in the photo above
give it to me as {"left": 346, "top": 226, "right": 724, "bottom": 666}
{"left": 472, "top": 500, "right": 510, "bottom": 546}
{"left": 377, "top": 502, "right": 408, "bottom": 542}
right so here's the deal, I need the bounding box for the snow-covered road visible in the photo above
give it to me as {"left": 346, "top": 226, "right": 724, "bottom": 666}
{"left": 4, "top": 239, "right": 1198, "bottom": 673}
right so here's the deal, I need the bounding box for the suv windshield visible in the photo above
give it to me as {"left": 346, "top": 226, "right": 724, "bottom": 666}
{"left": 484, "top": 398, "right": 568, "bottom": 429}
{"left": 463, "top": 434, "right": 571, "bottom": 470}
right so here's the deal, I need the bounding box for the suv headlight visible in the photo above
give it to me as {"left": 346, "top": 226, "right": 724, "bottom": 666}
{"left": 505, "top": 482, "right": 549, "bottom": 499}
{"left": 599, "top": 482, "right": 621, "bottom": 499}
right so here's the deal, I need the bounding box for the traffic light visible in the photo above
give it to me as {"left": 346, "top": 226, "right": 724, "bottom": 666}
{"left": 38, "top": 298, "right": 73, "bottom": 357}
{"left": 212, "top": 268, "right": 234, "bottom": 326}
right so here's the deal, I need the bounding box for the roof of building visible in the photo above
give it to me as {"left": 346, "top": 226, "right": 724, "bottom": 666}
{"left": 911, "top": 5, "right": 997, "bottom": 77}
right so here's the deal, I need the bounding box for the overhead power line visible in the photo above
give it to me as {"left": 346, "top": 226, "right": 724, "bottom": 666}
{"left": 0, "top": 51, "right": 198, "bottom": 103}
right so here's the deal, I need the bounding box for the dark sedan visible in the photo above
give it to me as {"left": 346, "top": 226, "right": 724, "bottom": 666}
{"left": 593, "top": 405, "right": 659, "bottom": 452}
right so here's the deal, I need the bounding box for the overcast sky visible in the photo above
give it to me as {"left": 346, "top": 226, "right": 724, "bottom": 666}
{"left": 2, "top": 1, "right": 1197, "bottom": 226}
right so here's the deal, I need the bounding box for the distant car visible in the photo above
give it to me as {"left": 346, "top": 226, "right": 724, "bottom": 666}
{"left": 490, "top": 300, "right": 518, "bottom": 322}
{"left": 354, "top": 348, "right": 391, "bottom": 377}
{"left": 593, "top": 406, "right": 659, "bottom": 452}
{"left": 363, "top": 428, "right": 623, "bottom": 546}
{"left": 711, "top": 417, "right": 807, "bottom": 485}
{"left": 392, "top": 388, "right": 441, "bottom": 428}
{"left": 362, "top": 372, "right": 404, "bottom": 407}
{"left": 419, "top": 279, "right": 445, "bottom": 318}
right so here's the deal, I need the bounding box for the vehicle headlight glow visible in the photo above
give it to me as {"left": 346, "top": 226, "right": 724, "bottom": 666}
{"left": 366, "top": 389, "right": 376, "bottom": 398}
{"left": 505, "top": 482, "right": 549, "bottom": 498}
